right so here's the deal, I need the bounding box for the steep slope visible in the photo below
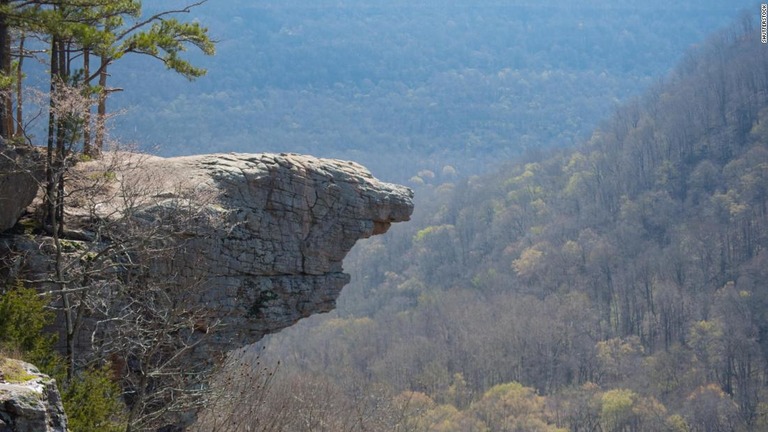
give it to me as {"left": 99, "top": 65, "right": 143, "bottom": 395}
{"left": 110, "top": 0, "right": 755, "bottom": 182}
{"left": 255, "top": 21, "right": 768, "bottom": 431}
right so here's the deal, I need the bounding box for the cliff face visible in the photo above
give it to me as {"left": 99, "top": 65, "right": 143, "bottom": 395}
{"left": 96, "top": 152, "right": 414, "bottom": 351}
{"left": 0, "top": 151, "right": 412, "bottom": 429}
{"left": 0, "top": 146, "right": 42, "bottom": 233}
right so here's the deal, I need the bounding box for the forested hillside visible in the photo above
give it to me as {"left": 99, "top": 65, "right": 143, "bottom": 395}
{"left": 109, "top": 0, "right": 754, "bottom": 182}
{"left": 214, "top": 19, "right": 768, "bottom": 431}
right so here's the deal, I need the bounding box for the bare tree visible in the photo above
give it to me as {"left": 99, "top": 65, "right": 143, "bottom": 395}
{"left": 193, "top": 348, "right": 403, "bottom": 432}
{"left": 2, "top": 144, "right": 229, "bottom": 431}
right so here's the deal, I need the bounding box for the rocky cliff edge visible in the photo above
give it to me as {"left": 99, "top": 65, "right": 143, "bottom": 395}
{"left": 96, "top": 151, "right": 413, "bottom": 350}
{"left": 3, "top": 151, "right": 413, "bottom": 358}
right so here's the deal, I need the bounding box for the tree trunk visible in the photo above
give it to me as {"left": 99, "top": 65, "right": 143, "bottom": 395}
{"left": 45, "top": 36, "right": 58, "bottom": 229}
{"left": 55, "top": 39, "right": 66, "bottom": 238}
{"left": 2, "top": 21, "right": 10, "bottom": 137}
{"left": 82, "top": 47, "right": 92, "bottom": 155}
{"left": 95, "top": 53, "right": 108, "bottom": 153}
{"left": 45, "top": 35, "right": 76, "bottom": 381}
{"left": 0, "top": 1, "right": 10, "bottom": 140}
{"left": 14, "top": 32, "right": 22, "bottom": 138}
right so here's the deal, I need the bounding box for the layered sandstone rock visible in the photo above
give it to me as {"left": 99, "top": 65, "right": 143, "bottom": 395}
{"left": 65, "top": 151, "right": 412, "bottom": 352}
{"left": 127, "top": 153, "right": 409, "bottom": 346}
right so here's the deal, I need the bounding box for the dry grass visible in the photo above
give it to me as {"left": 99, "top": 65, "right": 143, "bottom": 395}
{"left": 0, "top": 357, "right": 36, "bottom": 383}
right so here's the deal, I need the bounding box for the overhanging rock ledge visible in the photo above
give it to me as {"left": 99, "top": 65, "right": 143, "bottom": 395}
{"left": 72, "top": 152, "right": 414, "bottom": 355}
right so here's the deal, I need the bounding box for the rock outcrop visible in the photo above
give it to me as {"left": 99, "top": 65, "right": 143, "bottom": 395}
{"left": 0, "top": 153, "right": 413, "bottom": 431}
{"left": 4, "top": 151, "right": 413, "bottom": 355}
{"left": 0, "top": 145, "right": 42, "bottom": 233}
{"left": 0, "top": 151, "right": 412, "bottom": 429}
{"left": 99, "top": 152, "right": 413, "bottom": 350}
{"left": 0, "top": 359, "right": 68, "bottom": 432}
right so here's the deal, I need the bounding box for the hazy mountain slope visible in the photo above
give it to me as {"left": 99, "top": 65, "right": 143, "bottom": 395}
{"left": 108, "top": 0, "right": 755, "bottom": 182}
{"left": 248, "top": 19, "right": 768, "bottom": 431}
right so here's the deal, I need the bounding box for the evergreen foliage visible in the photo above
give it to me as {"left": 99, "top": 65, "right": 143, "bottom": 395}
{"left": 0, "top": 282, "right": 126, "bottom": 432}
{"left": 0, "top": 281, "right": 55, "bottom": 358}
{"left": 63, "top": 364, "right": 127, "bottom": 432}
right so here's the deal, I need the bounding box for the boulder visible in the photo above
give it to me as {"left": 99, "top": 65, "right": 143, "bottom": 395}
{"left": 0, "top": 358, "right": 68, "bottom": 432}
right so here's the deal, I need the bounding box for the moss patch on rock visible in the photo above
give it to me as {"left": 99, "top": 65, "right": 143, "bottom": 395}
{"left": 0, "top": 358, "right": 36, "bottom": 383}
